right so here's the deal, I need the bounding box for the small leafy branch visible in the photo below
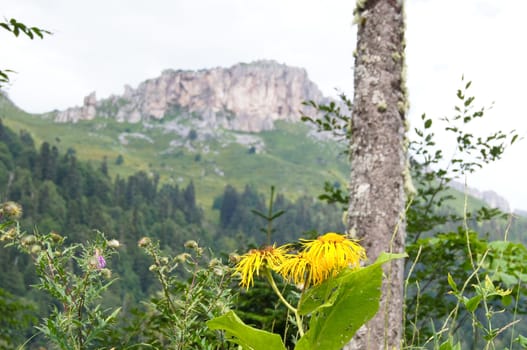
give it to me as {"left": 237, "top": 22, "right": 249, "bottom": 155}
{"left": 300, "top": 92, "right": 353, "bottom": 147}
{"left": 1, "top": 18, "right": 51, "bottom": 87}
{"left": 0, "top": 18, "right": 51, "bottom": 39}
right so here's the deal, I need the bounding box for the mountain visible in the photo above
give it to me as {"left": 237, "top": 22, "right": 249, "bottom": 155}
{"left": 54, "top": 60, "right": 326, "bottom": 133}
{"left": 0, "top": 61, "right": 349, "bottom": 212}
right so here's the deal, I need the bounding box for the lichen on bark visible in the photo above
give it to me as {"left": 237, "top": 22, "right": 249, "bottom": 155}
{"left": 344, "top": 0, "right": 407, "bottom": 349}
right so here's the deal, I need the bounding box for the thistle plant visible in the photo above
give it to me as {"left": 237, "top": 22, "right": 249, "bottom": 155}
{"left": 208, "top": 232, "right": 405, "bottom": 350}
{"left": 132, "top": 237, "right": 236, "bottom": 349}
{"left": 0, "top": 205, "right": 121, "bottom": 350}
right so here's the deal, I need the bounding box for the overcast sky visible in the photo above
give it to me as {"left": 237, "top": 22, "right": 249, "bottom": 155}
{"left": 2, "top": 0, "right": 527, "bottom": 211}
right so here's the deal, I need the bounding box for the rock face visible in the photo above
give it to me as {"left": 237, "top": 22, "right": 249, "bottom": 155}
{"left": 55, "top": 91, "right": 97, "bottom": 122}
{"left": 55, "top": 60, "right": 325, "bottom": 132}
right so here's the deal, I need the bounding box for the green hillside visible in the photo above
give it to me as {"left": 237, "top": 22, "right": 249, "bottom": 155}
{"left": 0, "top": 94, "right": 349, "bottom": 211}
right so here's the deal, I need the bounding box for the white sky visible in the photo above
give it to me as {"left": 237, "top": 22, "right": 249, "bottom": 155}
{"left": 2, "top": 0, "right": 527, "bottom": 211}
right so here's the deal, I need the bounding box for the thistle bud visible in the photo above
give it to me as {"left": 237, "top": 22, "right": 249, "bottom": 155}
{"left": 100, "top": 268, "right": 112, "bottom": 279}
{"left": 88, "top": 256, "right": 98, "bottom": 268}
{"left": 208, "top": 258, "right": 221, "bottom": 268}
{"left": 0, "top": 227, "right": 17, "bottom": 241}
{"left": 30, "top": 244, "right": 42, "bottom": 254}
{"left": 184, "top": 240, "right": 198, "bottom": 249}
{"left": 107, "top": 239, "right": 120, "bottom": 249}
{"left": 175, "top": 253, "right": 191, "bottom": 263}
{"left": 229, "top": 253, "right": 240, "bottom": 264}
{"left": 50, "top": 232, "right": 63, "bottom": 242}
{"left": 21, "top": 235, "right": 36, "bottom": 246}
{"left": 138, "top": 237, "right": 151, "bottom": 247}
{"left": 149, "top": 264, "right": 158, "bottom": 272}
{"left": 2, "top": 202, "right": 23, "bottom": 219}
{"left": 212, "top": 266, "right": 224, "bottom": 276}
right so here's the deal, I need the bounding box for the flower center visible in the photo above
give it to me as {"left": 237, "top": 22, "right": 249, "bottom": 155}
{"left": 318, "top": 232, "right": 345, "bottom": 243}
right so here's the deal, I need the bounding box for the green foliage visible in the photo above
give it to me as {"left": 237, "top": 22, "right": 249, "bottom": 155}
{"left": 296, "top": 253, "right": 406, "bottom": 350}
{"left": 209, "top": 253, "right": 405, "bottom": 350}
{"left": 214, "top": 184, "right": 345, "bottom": 247}
{"left": 301, "top": 93, "right": 352, "bottom": 148}
{"left": 1, "top": 202, "right": 238, "bottom": 349}
{"left": 208, "top": 311, "right": 287, "bottom": 350}
{"left": 0, "top": 116, "right": 354, "bottom": 348}
{"left": 115, "top": 237, "right": 236, "bottom": 349}
{"left": 0, "top": 221, "right": 120, "bottom": 349}
{"left": 234, "top": 277, "right": 297, "bottom": 346}
{"left": 0, "top": 287, "right": 36, "bottom": 349}
{"left": 250, "top": 186, "right": 286, "bottom": 246}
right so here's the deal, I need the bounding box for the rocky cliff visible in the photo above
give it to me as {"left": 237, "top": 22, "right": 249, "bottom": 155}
{"left": 55, "top": 60, "right": 325, "bottom": 132}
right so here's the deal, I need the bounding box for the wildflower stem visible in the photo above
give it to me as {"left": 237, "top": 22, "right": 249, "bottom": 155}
{"left": 264, "top": 268, "right": 304, "bottom": 337}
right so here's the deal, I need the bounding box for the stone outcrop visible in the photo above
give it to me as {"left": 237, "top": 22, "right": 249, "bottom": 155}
{"left": 55, "top": 60, "right": 325, "bottom": 132}
{"left": 55, "top": 91, "right": 97, "bottom": 122}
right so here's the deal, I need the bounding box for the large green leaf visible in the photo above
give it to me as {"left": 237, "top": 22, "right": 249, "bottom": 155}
{"left": 207, "top": 310, "right": 286, "bottom": 350}
{"left": 295, "top": 252, "right": 406, "bottom": 350}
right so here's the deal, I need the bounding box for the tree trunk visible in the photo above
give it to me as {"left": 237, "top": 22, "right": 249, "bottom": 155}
{"left": 344, "top": 0, "right": 407, "bottom": 349}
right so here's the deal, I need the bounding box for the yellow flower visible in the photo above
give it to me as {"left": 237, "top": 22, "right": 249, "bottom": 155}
{"left": 277, "top": 252, "right": 312, "bottom": 286}
{"left": 301, "top": 232, "right": 366, "bottom": 284}
{"left": 234, "top": 245, "right": 288, "bottom": 289}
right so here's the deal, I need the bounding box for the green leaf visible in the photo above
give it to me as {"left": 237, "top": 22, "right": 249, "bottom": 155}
{"left": 501, "top": 294, "right": 513, "bottom": 307}
{"left": 447, "top": 273, "right": 458, "bottom": 293}
{"left": 297, "top": 275, "right": 341, "bottom": 316}
{"left": 464, "top": 295, "right": 482, "bottom": 313}
{"left": 464, "top": 96, "right": 475, "bottom": 107}
{"left": 270, "top": 210, "right": 286, "bottom": 220}
{"left": 295, "top": 252, "right": 406, "bottom": 350}
{"left": 514, "top": 334, "right": 527, "bottom": 347}
{"left": 250, "top": 209, "right": 269, "bottom": 219}
{"left": 31, "top": 27, "right": 43, "bottom": 39}
{"left": 439, "top": 339, "right": 462, "bottom": 350}
{"left": 424, "top": 119, "right": 432, "bottom": 129}
{"left": 207, "top": 310, "right": 286, "bottom": 350}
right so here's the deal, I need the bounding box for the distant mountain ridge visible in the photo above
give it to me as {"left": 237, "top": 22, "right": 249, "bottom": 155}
{"left": 449, "top": 181, "right": 511, "bottom": 213}
{"left": 55, "top": 60, "right": 326, "bottom": 133}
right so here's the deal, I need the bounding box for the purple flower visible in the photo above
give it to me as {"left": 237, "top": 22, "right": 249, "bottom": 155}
{"left": 95, "top": 249, "right": 106, "bottom": 269}
{"left": 97, "top": 254, "right": 106, "bottom": 269}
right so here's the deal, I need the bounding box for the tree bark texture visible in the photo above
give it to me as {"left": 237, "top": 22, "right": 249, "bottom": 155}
{"left": 344, "top": 1, "right": 407, "bottom": 349}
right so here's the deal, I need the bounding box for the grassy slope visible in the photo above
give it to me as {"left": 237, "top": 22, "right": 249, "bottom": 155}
{"left": 0, "top": 96, "right": 349, "bottom": 216}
